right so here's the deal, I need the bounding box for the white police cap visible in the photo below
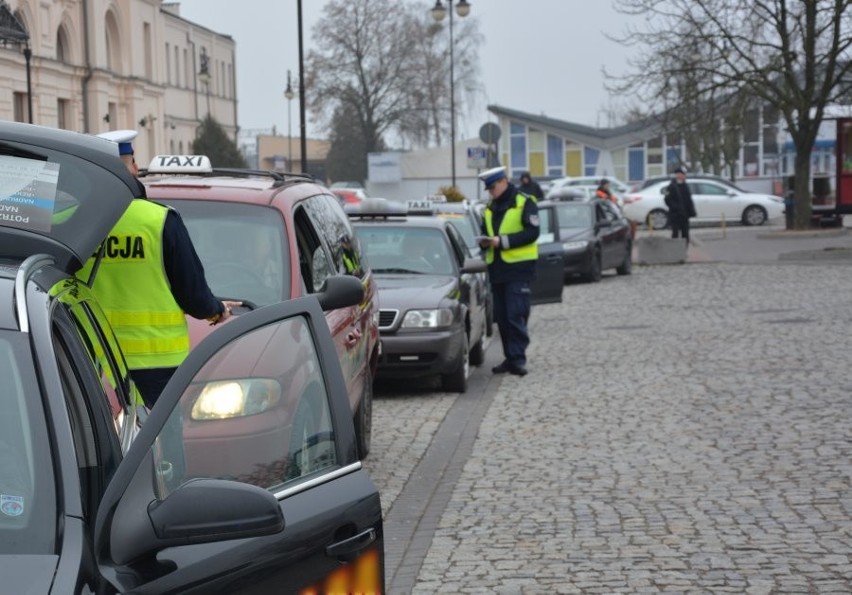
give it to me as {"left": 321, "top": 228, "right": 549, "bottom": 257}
{"left": 97, "top": 129, "right": 138, "bottom": 156}
{"left": 478, "top": 166, "right": 507, "bottom": 188}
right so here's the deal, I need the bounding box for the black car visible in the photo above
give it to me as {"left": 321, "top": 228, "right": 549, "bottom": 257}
{"left": 420, "top": 200, "right": 495, "bottom": 336}
{"left": 536, "top": 197, "right": 633, "bottom": 283}
{"left": 348, "top": 200, "right": 489, "bottom": 393}
{"left": 0, "top": 121, "right": 384, "bottom": 593}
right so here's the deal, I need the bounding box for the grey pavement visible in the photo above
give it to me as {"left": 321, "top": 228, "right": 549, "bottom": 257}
{"left": 365, "top": 231, "right": 852, "bottom": 593}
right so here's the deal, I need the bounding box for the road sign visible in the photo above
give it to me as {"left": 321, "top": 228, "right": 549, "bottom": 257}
{"left": 467, "top": 146, "right": 488, "bottom": 169}
{"left": 479, "top": 122, "right": 501, "bottom": 145}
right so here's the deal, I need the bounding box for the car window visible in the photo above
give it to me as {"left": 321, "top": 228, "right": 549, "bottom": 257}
{"left": 355, "top": 226, "right": 454, "bottom": 275}
{"left": 160, "top": 200, "right": 290, "bottom": 306}
{"left": 151, "top": 315, "right": 337, "bottom": 498}
{"left": 692, "top": 182, "right": 729, "bottom": 195}
{"left": 439, "top": 213, "right": 477, "bottom": 251}
{"left": 0, "top": 332, "right": 56, "bottom": 555}
{"left": 294, "top": 205, "right": 334, "bottom": 293}
{"left": 445, "top": 223, "right": 469, "bottom": 264}
{"left": 537, "top": 207, "right": 554, "bottom": 244}
{"left": 556, "top": 204, "right": 594, "bottom": 229}
{"left": 304, "top": 194, "right": 364, "bottom": 277}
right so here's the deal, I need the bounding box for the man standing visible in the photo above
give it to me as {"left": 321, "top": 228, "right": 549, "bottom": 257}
{"left": 79, "top": 130, "right": 239, "bottom": 407}
{"left": 664, "top": 167, "right": 697, "bottom": 243}
{"left": 478, "top": 166, "right": 540, "bottom": 376}
{"left": 518, "top": 171, "right": 544, "bottom": 200}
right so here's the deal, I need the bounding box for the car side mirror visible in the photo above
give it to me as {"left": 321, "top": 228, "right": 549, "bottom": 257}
{"left": 597, "top": 220, "right": 612, "bottom": 229}
{"left": 316, "top": 274, "right": 364, "bottom": 310}
{"left": 461, "top": 257, "right": 487, "bottom": 274}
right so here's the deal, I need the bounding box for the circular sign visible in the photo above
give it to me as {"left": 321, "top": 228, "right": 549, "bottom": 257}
{"left": 479, "top": 122, "right": 501, "bottom": 145}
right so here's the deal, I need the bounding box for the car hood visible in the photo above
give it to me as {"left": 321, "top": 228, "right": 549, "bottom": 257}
{"left": 0, "top": 121, "right": 138, "bottom": 272}
{"left": 374, "top": 274, "right": 459, "bottom": 310}
{"left": 0, "top": 555, "right": 58, "bottom": 593}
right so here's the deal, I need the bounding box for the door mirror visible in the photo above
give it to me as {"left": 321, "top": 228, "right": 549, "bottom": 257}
{"left": 596, "top": 220, "right": 612, "bottom": 229}
{"left": 461, "top": 257, "right": 487, "bottom": 274}
{"left": 316, "top": 274, "right": 364, "bottom": 310}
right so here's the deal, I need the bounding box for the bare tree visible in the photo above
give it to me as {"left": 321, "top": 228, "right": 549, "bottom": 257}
{"left": 612, "top": 0, "right": 852, "bottom": 229}
{"left": 306, "top": 0, "right": 482, "bottom": 153}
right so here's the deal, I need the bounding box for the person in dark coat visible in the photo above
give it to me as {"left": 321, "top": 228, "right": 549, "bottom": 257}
{"left": 518, "top": 172, "right": 544, "bottom": 200}
{"left": 664, "top": 167, "right": 697, "bottom": 242}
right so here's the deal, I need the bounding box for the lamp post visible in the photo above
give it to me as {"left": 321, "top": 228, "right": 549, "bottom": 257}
{"left": 284, "top": 70, "right": 294, "bottom": 171}
{"left": 297, "top": 0, "right": 307, "bottom": 174}
{"left": 431, "top": 0, "right": 471, "bottom": 189}
{"left": 0, "top": 2, "right": 33, "bottom": 123}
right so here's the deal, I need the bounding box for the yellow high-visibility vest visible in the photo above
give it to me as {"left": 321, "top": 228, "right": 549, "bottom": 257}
{"left": 483, "top": 194, "right": 539, "bottom": 264}
{"left": 78, "top": 199, "right": 190, "bottom": 370}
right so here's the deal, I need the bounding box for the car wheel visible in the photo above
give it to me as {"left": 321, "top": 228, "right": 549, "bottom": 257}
{"left": 616, "top": 241, "right": 633, "bottom": 275}
{"left": 354, "top": 369, "right": 373, "bottom": 459}
{"left": 742, "top": 205, "right": 768, "bottom": 226}
{"left": 469, "top": 317, "right": 486, "bottom": 367}
{"left": 441, "top": 333, "right": 469, "bottom": 393}
{"left": 585, "top": 249, "right": 602, "bottom": 283}
{"left": 648, "top": 209, "right": 669, "bottom": 230}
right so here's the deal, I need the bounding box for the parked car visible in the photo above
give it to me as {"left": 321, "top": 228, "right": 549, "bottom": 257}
{"left": 622, "top": 179, "right": 785, "bottom": 229}
{"left": 536, "top": 197, "right": 633, "bottom": 283}
{"left": 141, "top": 156, "right": 379, "bottom": 457}
{"left": 546, "top": 175, "right": 630, "bottom": 199}
{"left": 347, "top": 200, "right": 489, "bottom": 393}
{"left": 422, "top": 199, "right": 494, "bottom": 337}
{"left": 330, "top": 180, "right": 365, "bottom": 190}
{"left": 0, "top": 121, "right": 384, "bottom": 593}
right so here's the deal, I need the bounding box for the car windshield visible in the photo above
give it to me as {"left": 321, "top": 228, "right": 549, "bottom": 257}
{"left": 556, "top": 203, "right": 594, "bottom": 228}
{"left": 159, "top": 201, "right": 290, "bottom": 306}
{"left": 355, "top": 226, "right": 454, "bottom": 275}
{"left": 0, "top": 332, "right": 56, "bottom": 555}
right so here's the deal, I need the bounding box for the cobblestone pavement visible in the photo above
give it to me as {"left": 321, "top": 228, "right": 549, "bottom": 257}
{"left": 368, "top": 261, "right": 852, "bottom": 593}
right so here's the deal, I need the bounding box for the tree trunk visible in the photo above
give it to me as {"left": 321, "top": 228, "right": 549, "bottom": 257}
{"left": 792, "top": 150, "right": 813, "bottom": 230}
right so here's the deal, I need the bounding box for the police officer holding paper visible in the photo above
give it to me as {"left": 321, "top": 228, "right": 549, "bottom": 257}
{"left": 78, "top": 130, "right": 239, "bottom": 407}
{"left": 478, "top": 166, "right": 540, "bottom": 376}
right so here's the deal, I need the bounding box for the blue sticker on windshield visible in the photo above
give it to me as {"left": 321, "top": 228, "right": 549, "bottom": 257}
{"left": 0, "top": 494, "right": 24, "bottom": 517}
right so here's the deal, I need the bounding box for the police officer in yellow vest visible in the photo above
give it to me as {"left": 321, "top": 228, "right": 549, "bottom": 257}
{"left": 79, "top": 130, "right": 239, "bottom": 407}
{"left": 478, "top": 166, "right": 540, "bottom": 376}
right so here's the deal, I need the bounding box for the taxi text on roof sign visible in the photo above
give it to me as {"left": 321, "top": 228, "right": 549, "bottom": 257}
{"left": 147, "top": 155, "right": 213, "bottom": 174}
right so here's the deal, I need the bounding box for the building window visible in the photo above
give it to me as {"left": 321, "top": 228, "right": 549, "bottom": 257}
{"left": 583, "top": 147, "right": 599, "bottom": 177}
{"left": 143, "top": 22, "right": 152, "bottom": 79}
{"left": 547, "top": 134, "right": 563, "bottom": 177}
{"left": 57, "top": 99, "right": 69, "bottom": 129}
{"left": 510, "top": 122, "right": 526, "bottom": 177}
{"left": 184, "top": 49, "right": 190, "bottom": 88}
{"left": 628, "top": 146, "right": 645, "bottom": 182}
{"left": 175, "top": 46, "right": 180, "bottom": 87}
{"left": 165, "top": 42, "right": 171, "bottom": 84}
{"left": 13, "top": 92, "right": 28, "bottom": 123}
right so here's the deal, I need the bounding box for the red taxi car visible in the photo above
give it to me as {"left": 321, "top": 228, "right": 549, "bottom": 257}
{"left": 140, "top": 156, "right": 379, "bottom": 457}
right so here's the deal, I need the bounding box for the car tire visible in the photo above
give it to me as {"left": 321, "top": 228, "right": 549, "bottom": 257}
{"left": 441, "top": 333, "right": 469, "bottom": 393}
{"left": 648, "top": 209, "right": 669, "bottom": 230}
{"left": 742, "top": 205, "right": 768, "bottom": 226}
{"left": 585, "top": 249, "right": 602, "bottom": 283}
{"left": 354, "top": 369, "right": 373, "bottom": 459}
{"left": 616, "top": 241, "right": 633, "bottom": 275}
{"left": 469, "top": 317, "right": 486, "bottom": 367}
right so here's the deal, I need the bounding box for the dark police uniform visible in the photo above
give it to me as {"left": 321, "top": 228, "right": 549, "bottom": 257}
{"left": 480, "top": 167, "right": 539, "bottom": 375}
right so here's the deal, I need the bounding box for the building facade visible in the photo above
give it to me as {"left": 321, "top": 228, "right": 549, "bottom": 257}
{"left": 1, "top": 0, "right": 237, "bottom": 166}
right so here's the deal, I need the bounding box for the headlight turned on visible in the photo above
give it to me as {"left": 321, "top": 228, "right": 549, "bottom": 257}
{"left": 191, "top": 379, "right": 282, "bottom": 420}
{"left": 401, "top": 308, "right": 453, "bottom": 328}
{"left": 562, "top": 240, "right": 589, "bottom": 251}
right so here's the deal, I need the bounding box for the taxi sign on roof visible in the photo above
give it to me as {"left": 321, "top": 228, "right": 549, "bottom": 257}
{"left": 147, "top": 154, "right": 213, "bottom": 174}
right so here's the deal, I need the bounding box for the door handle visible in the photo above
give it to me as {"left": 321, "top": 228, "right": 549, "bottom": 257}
{"left": 326, "top": 528, "right": 376, "bottom": 562}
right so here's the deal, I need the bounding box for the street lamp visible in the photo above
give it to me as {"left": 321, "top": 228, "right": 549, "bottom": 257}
{"left": 284, "top": 70, "right": 294, "bottom": 171}
{"left": 431, "top": 0, "right": 470, "bottom": 188}
{"left": 0, "top": 1, "right": 33, "bottom": 123}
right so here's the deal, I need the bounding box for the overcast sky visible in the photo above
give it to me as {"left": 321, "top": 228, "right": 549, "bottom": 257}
{"left": 176, "top": 0, "right": 636, "bottom": 140}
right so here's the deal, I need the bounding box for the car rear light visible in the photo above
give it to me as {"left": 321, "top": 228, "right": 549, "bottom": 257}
{"left": 623, "top": 194, "right": 642, "bottom": 204}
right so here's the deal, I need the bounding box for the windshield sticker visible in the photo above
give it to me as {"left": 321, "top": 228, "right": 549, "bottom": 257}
{"left": 0, "top": 494, "right": 24, "bottom": 517}
{"left": 0, "top": 156, "right": 59, "bottom": 233}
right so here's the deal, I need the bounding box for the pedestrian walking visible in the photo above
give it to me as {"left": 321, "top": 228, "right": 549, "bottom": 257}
{"left": 478, "top": 166, "right": 540, "bottom": 376}
{"left": 518, "top": 171, "right": 544, "bottom": 200}
{"left": 79, "top": 130, "right": 240, "bottom": 407}
{"left": 664, "top": 167, "right": 697, "bottom": 242}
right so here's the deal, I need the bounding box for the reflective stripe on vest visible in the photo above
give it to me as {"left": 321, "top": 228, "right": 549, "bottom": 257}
{"left": 483, "top": 194, "right": 539, "bottom": 264}
{"left": 77, "top": 199, "right": 190, "bottom": 370}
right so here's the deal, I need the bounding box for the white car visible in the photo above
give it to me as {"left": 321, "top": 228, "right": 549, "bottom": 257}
{"left": 546, "top": 176, "right": 630, "bottom": 199}
{"left": 622, "top": 180, "right": 785, "bottom": 229}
